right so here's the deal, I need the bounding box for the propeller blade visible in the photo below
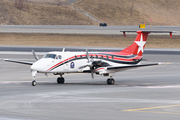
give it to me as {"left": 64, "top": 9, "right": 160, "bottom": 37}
{"left": 32, "top": 50, "right": 39, "bottom": 61}
{"left": 91, "top": 71, "right": 94, "bottom": 79}
{"left": 90, "top": 67, "right": 94, "bottom": 79}
{"left": 86, "top": 49, "right": 90, "bottom": 63}
{"left": 45, "top": 73, "right": 48, "bottom": 77}
{"left": 85, "top": 49, "right": 95, "bottom": 79}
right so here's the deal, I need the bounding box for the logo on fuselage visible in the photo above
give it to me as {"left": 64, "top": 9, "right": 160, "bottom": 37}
{"left": 70, "top": 62, "right": 75, "bottom": 68}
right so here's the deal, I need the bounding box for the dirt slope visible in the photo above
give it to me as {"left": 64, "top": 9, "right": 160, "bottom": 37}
{"left": 0, "top": 0, "right": 95, "bottom": 25}
{"left": 74, "top": 0, "right": 180, "bottom": 25}
{"left": 1, "top": 0, "right": 180, "bottom": 25}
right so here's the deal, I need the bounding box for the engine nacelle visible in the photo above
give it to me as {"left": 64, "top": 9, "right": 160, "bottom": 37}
{"left": 101, "top": 73, "right": 109, "bottom": 76}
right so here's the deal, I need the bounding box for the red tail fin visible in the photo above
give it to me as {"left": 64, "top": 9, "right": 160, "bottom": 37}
{"left": 120, "top": 31, "right": 149, "bottom": 56}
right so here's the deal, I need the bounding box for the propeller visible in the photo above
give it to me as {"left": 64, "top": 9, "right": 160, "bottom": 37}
{"left": 32, "top": 50, "right": 39, "bottom": 61}
{"left": 80, "top": 49, "right": 109, "bottom": 79}
{"left": 79, "top": 49, "right": 95, "bottom": 79}
{"left": 86, "top": 49, "right": 95, "bottom": 79}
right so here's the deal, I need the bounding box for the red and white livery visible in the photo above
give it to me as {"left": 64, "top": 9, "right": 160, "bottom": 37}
{"left": 5, "top": 30, "right": 174, "bottom": 86}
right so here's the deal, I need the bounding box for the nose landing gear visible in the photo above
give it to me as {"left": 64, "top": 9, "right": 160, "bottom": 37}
{"left": 31, "top": 70, "right": 37, "bottom": 86}
{"left": 32, "top": 80, "right": 37, "bottom": 86}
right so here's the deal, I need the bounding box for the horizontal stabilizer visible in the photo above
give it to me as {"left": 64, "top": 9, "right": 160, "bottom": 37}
{"left": 121, "top": 30, "right": 175, "bottom": 38}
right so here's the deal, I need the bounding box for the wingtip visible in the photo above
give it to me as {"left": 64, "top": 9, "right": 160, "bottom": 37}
{"left": 158, "top": 63, "right": 171, "bottom": 65}
{"left": 158, "top": 63, "right": 162, "bottom": 65}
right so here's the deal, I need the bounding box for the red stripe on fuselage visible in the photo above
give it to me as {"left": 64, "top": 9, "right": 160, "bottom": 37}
{"left": 113, "top": 57, "right": 133, "bottom": 61}
{"left": 46, "top": 56, "right": 75, "bottom": 72}
{"left": 46, "top": 53, "right": 141, "bottom": 72}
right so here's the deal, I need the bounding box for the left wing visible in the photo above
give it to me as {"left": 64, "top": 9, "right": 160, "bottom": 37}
{"left": 4, "top": 59, "right": 33, "bottom": 65}
{"left": 107, "top": 63, "right": 160, "bottom": 72}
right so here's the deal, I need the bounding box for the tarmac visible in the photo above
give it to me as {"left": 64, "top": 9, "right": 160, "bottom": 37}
{"left": 0, "top": 47, "right": 180, "bottom": 120}
{"left": 0, "top": 25, "right": 180, "bottom": 35}
{"left": 0, "top": 25, "right": 180, "bottom": 119}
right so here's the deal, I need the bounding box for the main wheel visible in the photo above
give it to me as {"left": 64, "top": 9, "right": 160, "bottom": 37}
{"left": 107, "top": 78, "right": 111, "bottom": 85}
{"left": 32, "top": 80, "right": 37, "bottom": 86}
{"left": 109, "top": 79, "right": 115, "bottom": 85}
{"left": 57, "top": 77, "right": 65, "bottom": 84}
{"left": 107, "top": 78, "right": 115, "bottom": 85}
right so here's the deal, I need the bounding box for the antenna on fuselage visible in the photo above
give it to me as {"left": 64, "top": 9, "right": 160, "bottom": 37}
{"left": 62, "top": 48, "right": 65, "bottom": 52}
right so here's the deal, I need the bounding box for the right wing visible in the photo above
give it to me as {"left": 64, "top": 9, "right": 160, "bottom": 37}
{"left": 4, "top": 59, "right": 33, "bottom": 65}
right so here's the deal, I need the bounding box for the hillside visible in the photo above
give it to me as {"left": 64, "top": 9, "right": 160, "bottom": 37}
{"left": 74, "top": 0, "right": 180, "bottom": 25}
{"left": 0, "top": 0, "right": 180, "bottom": 25}
{"left": 0, "top": 0, "right": 95, "bottom": 25}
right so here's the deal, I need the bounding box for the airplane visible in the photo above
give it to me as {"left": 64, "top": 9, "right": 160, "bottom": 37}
{"left": 4, "top": 30, "right": 174, "bottom": 86}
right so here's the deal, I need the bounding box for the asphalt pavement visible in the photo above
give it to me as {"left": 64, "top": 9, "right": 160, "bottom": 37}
{"left": 0, "top": 25, "right": 180, "bottom": 119}
{"left": 0, "top": 47, "right": 180, "bottom": 120}
{"left": 0, "top": 25, "right": 180, "bottom": 35}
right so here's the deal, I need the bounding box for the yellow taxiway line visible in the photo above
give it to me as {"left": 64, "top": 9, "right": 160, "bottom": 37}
{"left": 122, "top": 104, "right": 180, "bottom": 114}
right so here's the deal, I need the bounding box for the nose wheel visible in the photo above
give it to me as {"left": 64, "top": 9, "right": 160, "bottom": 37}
{"left": 107, "top": 78, "right": 115, "bottom": 85}
{"left": 32, "top": 80, "right": 37, "bottom": 86}
{"left": 57, "top": 77, "right": 65, "bottom": 84}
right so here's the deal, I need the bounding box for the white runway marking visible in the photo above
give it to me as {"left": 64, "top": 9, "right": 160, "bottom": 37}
{"left": 142, "top": 85, "right": 180, "bottom": 88}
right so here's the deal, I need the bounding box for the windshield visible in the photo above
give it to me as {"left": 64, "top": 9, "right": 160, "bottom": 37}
{"left": 43, "top": 54, "right": 56, "bottom": 59}
{"left": 43, "top": 54, "right": 62, "bottom": 60}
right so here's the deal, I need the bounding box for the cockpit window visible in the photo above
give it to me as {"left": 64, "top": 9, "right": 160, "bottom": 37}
{"left": 43, "top": 54, "right": 62, "bottom": 60}
{"left": 49, "top": 54, "right": 56, "bottom": 59}
{"left": 58, "top": 55, "right": 62, "bottom": 59}
{"left": 43, "top": 54, "right": 57, "bottom": 59}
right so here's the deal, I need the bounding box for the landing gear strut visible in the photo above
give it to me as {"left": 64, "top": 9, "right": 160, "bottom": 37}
{"left": 107, "top": 78, "right": 115, "bottom": 85}
{"left": 31, "top": 71, "right": 37, "bottom": 86}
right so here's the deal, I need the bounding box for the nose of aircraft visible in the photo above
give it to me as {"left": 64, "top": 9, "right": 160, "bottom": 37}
{"left": 30, "top": 61, "right": 39, "bottom": 71}
{"left": 31, "top": 59, "right": 55, "bottom": 72}
{"left": 31, "top": 60, "right": 46, "bottom": 72}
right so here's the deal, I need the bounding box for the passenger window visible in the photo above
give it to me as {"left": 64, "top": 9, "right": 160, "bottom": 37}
{"left": 96, "top": 55, "right": 98, "bottom": 59}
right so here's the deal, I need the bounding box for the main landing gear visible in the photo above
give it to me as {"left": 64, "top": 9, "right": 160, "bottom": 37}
{"left": 57, "top": 77, "right": 65, "bottom": 84}
{"left": 57, "top": 73, "right": 65, "bottom": 84}
{"left": 107, "top": 78, "right": 115, "bottom": 85}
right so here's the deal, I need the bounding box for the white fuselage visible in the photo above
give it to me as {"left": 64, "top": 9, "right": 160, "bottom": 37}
{"left": 30, "top": 51, "right": 124, "bottom": 74}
